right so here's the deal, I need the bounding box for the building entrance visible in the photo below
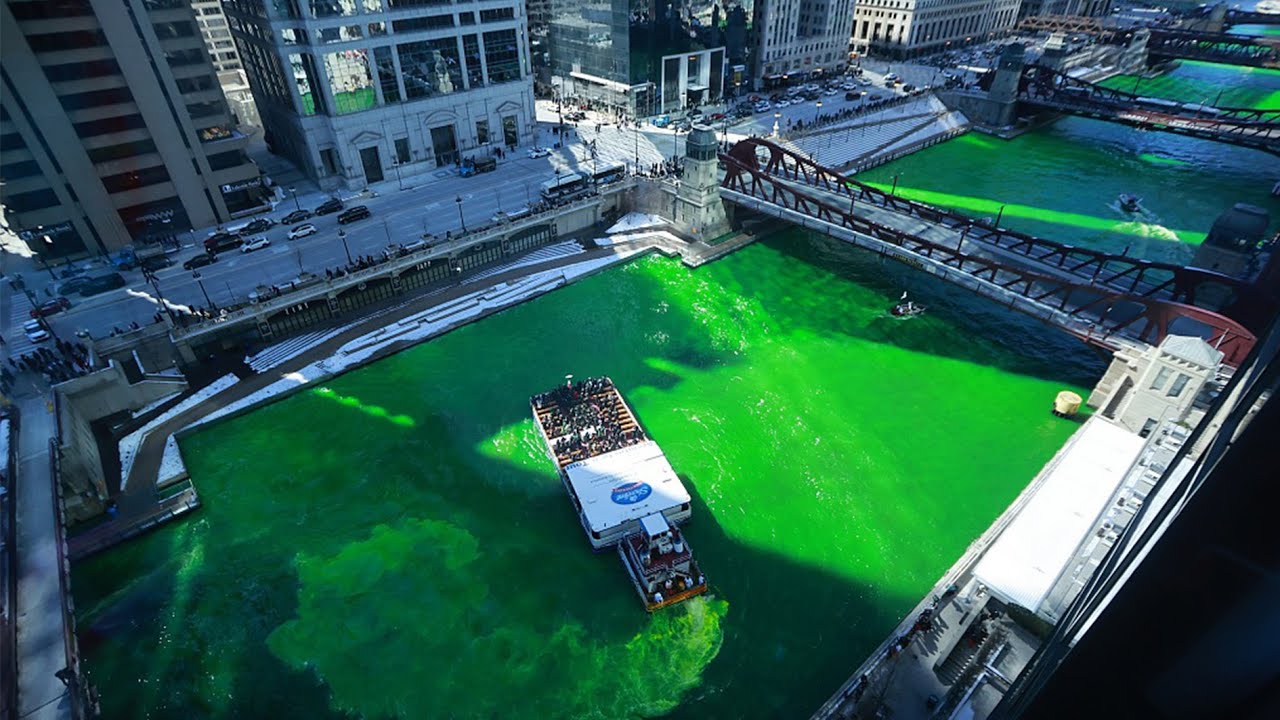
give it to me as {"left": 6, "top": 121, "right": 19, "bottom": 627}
{"left": 431, "top": 125, "right": 458, "bottom": 166}
{"left": 359, "top": 146, "right": 384, "bottom": 184}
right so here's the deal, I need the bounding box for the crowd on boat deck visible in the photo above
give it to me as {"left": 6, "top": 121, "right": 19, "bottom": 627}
{"left": 534, "top": 377, "right": 646, "bottom": 461}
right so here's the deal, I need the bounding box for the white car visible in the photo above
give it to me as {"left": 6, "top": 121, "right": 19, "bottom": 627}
{"left": 754, "top": 101, "right": 771, "bottom": 112}
{"left": 527, "top": 146, "right": 550, "bottom": 159}
{"left": 240, "top": 236, "right": 270, "bottom": 253}
{"left": 288, "top": 223, "right": 317, "bottom": 240}
{"left": 775, "top": 99, "right": 791, "bottom": 108}
{"left": 23, "top": 319, "right": 50, "bottom": 343}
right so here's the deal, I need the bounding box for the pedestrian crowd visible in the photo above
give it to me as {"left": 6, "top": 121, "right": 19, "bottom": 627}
{"left": 534, "top": 377, "right": 646, "bottom": 463}
{"left": 3, "top": 338, "right": 91, "bottom": 393}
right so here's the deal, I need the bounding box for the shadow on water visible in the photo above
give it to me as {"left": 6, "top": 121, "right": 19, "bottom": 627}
{"left": 73, "top": 244, "right": 1083, "bottom": 719}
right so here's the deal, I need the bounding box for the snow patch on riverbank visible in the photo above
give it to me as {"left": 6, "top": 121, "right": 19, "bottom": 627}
{"left": 607, "top": 213, "right": 668, "bottom": 234}
{"left": 119, "top": 374, "right": 237, "bottom": 490}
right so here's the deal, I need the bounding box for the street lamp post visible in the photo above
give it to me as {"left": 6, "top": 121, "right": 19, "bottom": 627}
{"left": 142, "top": 267, "right": 178, "bottom": 324}
{"left": 815, "top": 100, "right": 823, "bottom": 126}
{"left": 338, "top": 228, "right": 352, "bottom": 266}
{"left": 39, "top": 235, "right": 57, "bottom": 281}
{"left": 995, "top": 204, "right": 1006, "bottom": 229}
{"left": 288, "top": 187, "right": 301, "bottom": 212}
{"left": 192, "top": 270, "right": 213, "bottom": 308}
{"left": 773, "top": 111, "right": 781, "bottom": 138}
{"left": 455, "top": 194, "right": 467, "bottom": 233}
{"left": 890, "top": 174, "right": 900, "bottom": 196}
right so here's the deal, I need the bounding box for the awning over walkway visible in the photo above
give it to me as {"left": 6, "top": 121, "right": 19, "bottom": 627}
{"left": 973, "top": 419, "right": 1145, "bottom": 612}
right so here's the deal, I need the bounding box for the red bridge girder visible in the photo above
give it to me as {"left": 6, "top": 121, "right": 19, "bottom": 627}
{"left": 721, "top": 139, "right": 1259, "bottom": 367}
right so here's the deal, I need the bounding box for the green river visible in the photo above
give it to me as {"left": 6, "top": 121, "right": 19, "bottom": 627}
{"left": 73, "top": 60, "right": 1278, "bottom": 719}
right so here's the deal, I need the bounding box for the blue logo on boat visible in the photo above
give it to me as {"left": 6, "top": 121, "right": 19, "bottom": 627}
{"left": 610, "top": 482, "right": 652, "bottom": 505}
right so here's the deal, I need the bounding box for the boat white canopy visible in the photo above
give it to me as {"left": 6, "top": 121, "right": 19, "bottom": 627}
{"left": 640, "top": 513, "right": 671, "bottom": 538}
{"left": 564, "top": 441, "right": 691, "bottom": 534}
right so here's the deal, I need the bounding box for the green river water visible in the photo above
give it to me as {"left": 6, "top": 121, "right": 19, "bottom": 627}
{"left": 73, "top": 61, "right": 1279, "bottom": 719}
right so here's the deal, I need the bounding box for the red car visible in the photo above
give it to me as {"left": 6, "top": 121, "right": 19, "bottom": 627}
{"left": 30, "top": 297, "right": 71, "bottom": 318}
{"left": 709, "top": 112, "right": 726, "bottom": 121}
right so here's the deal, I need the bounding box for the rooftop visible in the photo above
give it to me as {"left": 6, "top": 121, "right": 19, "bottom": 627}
{"left": 564, "top": 440, "right": 691, "bottom": 533}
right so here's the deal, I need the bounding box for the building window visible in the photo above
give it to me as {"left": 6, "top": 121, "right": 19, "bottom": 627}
{"left": 0, "top": 159, "right": 43, "bottom": 179}
{"left": 309, "top": 0, "right": 358, "bottom": 18}
{"left": 3, "top": 188, "right": 60, "bottom": 212}
{"left": 397, "top": 39, "right": 462, "bottom": 99}
{"left": 388, "top": 0, "right": 450, "bottom": 8}
{"left": 323, "top": 50, "right": 375, "bottom": 115}
{"left": 58, "top": 87, "right": 135, "bottom": 111}
{"left": 475, "top": 118, "right": 489, "bottom": 145}
{"left": 187, "top": 101, "right": 225, "bottom": 118}
{"left": 1139, "top": 418, "right": 1157, "bottom": 438}
{"left": 290, "top": 53, "right": 324, "bottom": 115}
{"left": 373, "top": 47, "right": 401, "bottom": 103}
{"left": 368, "top": 22, "right": 386, "bottom": 36}
{"left": 1149, "top": 366, "right": 1172, "bottom": 390}
{"left": 1167, "top": 373, "right": 1190, "bottom": 398}
{"left": 165, "top": 48, "right": 207, "bottom": 67}
{"left": 87, "top": 139, "right": 158, "bottom": 163}
{"left": 319, "top": 148, "right": 340, "bottom": 176}
{"left": 101, "top": 165, "right": 171, "bottom": 193}
{"left": 25, "top": 30, "right": 106, "bottom": 52}
{"left": 153, "top": 21, "right": 198, "bottom": 39}
{"left": 7, "top": 0, "right": 93, "bottom": 21}
{"left": 73, "top": 114, "right": 147, "bottom": 138}
{"left": 317, "top": 25, "right": 363, "bottom": 44}
{"left": 391, "top": 15, "right": 454, "bottom": 33}
{"left": 394, "top": 137, "right": 410, "bottom": 164}
{"left": 463, "top": 34, "right": 484, "bottom": 88}
{"left": 280, "top": 28, "right": 307, "bottom": 45}
{"left": 459, "top": 12, "right": 475, "bottom": 25}
{"left": 482, "top": 30, "right": 519, "bottom": 84}
{"left": 207, "top": 150, "right": 249, "bottom": 170}
{"left": 43, "top": 60, "right": 120, "bottom": 82}
{"left": 479, "top": 7, "right": 514, "bottom": 22}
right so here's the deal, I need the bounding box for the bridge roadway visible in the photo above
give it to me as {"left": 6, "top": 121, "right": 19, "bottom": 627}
{"left": 718, "top": 139, "right": 1260, "bottom": 367}
{"left": 1017, "top": 15, "right": 1280, "bottom": 69}
{"left": 1017, "top": 65, "right": 1280, "bottom": 155}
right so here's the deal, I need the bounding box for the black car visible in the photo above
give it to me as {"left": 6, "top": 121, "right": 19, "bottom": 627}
{"left": 315, "top": 198, "right": 344, "bottom": 215}
{"left": 281, "top": 209, "right": 313, "bottom": 224}
{"left": 337, "top": 205, "right": 371, "bottom": 224}
{"left": 57, "top": 276, "right": 94, "bottom": 296}
{"left": 78, "top": 273, "right": 127, "bottom": 297}
{"left": 140, "top": 255, "right": 173, "bottom": 271}
{"left": 183, "top": 252, "right": 218, "bottom": 270}
{"left": 242, "top": 217, "right": 275, "bottom": 233}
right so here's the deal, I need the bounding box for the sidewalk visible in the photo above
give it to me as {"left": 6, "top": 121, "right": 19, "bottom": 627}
{"left": 12, "top": 394, "right": 72, "bottom": 720}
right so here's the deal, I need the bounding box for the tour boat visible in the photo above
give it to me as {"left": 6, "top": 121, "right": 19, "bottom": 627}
{"left": 620, "top": 513, "right": 708, "bottom": 612}
{"left": 1118, "top": 194, "right": 1142, "bottom": 213}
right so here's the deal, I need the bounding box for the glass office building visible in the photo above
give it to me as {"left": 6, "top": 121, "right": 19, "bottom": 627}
{"left": 547, "top": 0, "right": 728, "bottom": 118}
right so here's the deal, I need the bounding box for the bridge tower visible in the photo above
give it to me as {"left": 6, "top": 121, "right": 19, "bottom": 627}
{"left": 1192, "top": 203, "right": 1271, "bottom": 278}
{"left": 985, "top": 43, "right": 1026, "bottom": 128}
{"left": 674, "top": 125, "right": 729, "bottom": 241}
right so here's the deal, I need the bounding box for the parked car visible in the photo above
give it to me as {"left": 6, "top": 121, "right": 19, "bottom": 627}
{"left": 775, "top": 99, "right": 791, "bottom": 108}
{"left": 884, "top": 73, "right": 899, "bottom": 83}
{"left": 753, "top": 101, "right": 771, "bottom": 113}
{"left": 30, "top": 298, "right": 71, "bottom": 319}
{"left": 183, "top": 252, "right": 218, "bottom": 270}
{"left": 240, "top": 236, "right": 271, "bottom": 253}
{"left": 527, "top": 146, "right": 551, "bottom": 159}
{"left": 77, "top": 273, "right": 127, "bottom": 297}
{"left": 337, "top": 205, "right": 371, "bottom": 224}
{"left": 902, "top": 83, "right": 916, "bottom": 93}
{"left": 23, "top": 319, "right": 50, "bottom": 344}
{"left": 140, "top": 254, "right": 173, "bottom": 271}
{"left": 288, "top": 223, "right": 318, "bottom": 240}
{"left": 58, "top": 265, "right": 87, "bottom": 279}
{"left": 281, "top": 209, "right": 313, "bottom": 224}
{"left": 242, "top": 217, "right": 275, "bottom": 233}
{"left": 314, "top": 198, "right": 344, "bottom": 215}
{"left": 708, "top": 112, "right": 726, "bottom": 121}
{"left": 401, "top": 238, "right": 430, "bottom": 253}
{"left": 57, "top": 276, "right": 94, "bottom": 296}
{"left": 651, "top": 115, "right": 671, "bottom": 128}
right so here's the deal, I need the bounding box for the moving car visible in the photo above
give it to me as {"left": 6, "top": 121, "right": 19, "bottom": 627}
{"left": 281, "top": 209, "right": 313, "bottom": 224}
{"left": 337, "top": 205, "right": 371, "bottom": 224}
{"left": 204, "top": 232, "right": 242, "bottom": 253}
{"left": 754, "top": 101, "right": 771, "bottom": 113}
{"left": 288, "top": 223, "right": 318, "bottom": 240}
{"left": 77, "top": 273, "right": 127, "bottom": 297}
{"left": 775, "top": 99, "right": 791, "bottom": 108}
{"left": 459, "top": 156, "right": 497, "bottom": 177}
{"left": 314, "top": 198, "right": 344, "bottom": 215}
{"left": 401, "top": 238, "right": 430, "bottom": 253}
{"left": 57, "top": 276, "right": 94, "bottom": 296}
{"left": 527, "top": 146, "right": 551, "bottom": 159}
{"left": 242, "top": 217, "right": 275, "bottom": 233}
{"left": 23, "top": 319, "right": 50, "bottom": 344}
{"left": 30, "top": 298, "right": 71, "bottom": 318}
{"left": 240, "top": 236, "right": 271, "bottom": 253}
{"left": 183, "top": 252, "right": 217, "bottom": 270}
{"left": 140, "top": 254, "right": 173, "bottom": 271}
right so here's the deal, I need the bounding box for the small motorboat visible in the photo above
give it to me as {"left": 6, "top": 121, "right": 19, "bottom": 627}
{"left": 891, "top": 292, "right": 926, "bottom": 317}
{"left": 1118, "top": 194, "right": 1142, "bottom": 213}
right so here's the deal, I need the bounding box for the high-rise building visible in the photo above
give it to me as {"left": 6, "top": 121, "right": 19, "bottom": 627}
{"left": 850, "top": 0, "right": 1021, "bottom": 59}
{"left": 0, "top": 0, "right": 264, "bottom": 259}
{"left": 192, "top": 0, "right": 262, "bottom": 127}
{"left": 756, "top": 0, "right": 856, "bottom": 86}
{"left": 547, "top": 1, "right": 733, "bottom": 118}
{"left": 222, "top": 0, "right": 535, "bottom": 189}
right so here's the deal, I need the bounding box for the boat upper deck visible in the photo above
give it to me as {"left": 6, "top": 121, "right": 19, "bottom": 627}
{"left": 531, "top": 376, "right": 646, "bottom": 469}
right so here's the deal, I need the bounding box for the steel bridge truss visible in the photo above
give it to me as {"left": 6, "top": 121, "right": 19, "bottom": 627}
{"left": 1017, "top": 65, "right": 1280, "bottom": 154}
{"left": 1147, "top": 29, "right": 1280, "bottom": 69}
{"left": 720, "top": 139, "right": 1259, "bottom": 367}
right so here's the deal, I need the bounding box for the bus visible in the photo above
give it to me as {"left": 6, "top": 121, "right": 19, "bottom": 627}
{"left": 540, "top": 173, "right": 587, "bottom": 202}
{"left": 589, "top": 161, "right": 626, "bottom": 186}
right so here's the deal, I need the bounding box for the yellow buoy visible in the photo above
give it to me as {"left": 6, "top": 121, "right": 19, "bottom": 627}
{"left": 1053, "top": 391, "right": 1083, "bottom": 417}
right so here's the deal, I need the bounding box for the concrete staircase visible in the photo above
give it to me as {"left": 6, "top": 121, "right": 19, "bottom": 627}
{"left": 779, "top": 95, "right": 970, "bottom": 172}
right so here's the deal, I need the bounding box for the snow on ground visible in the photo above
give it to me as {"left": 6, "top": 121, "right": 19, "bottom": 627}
{"left": 245, "top": 328, "right": 350, "bottom": 373}
{"left": 607, "top": 213, "right": 668, "bottom": 234}
{"left": 597, "top": 229, "right": 685, "bottom": 247}
{"left": 132, "top": 391, "right": 184, "bottom": 419}
{"left": 157, "top": 435, "right": 186, "bottom": 486}
{"left": 188, "top": 249, "right": 648, "bottom": 431}
{"left": 119, "top": 373, "right": 238, "bottom": 490}
{"left": 467, "top": 241, "right": 585, "bottom": 283}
